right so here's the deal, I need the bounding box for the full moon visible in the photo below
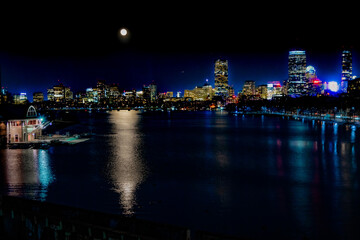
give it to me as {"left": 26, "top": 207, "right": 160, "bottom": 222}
{"left": 120, "top": 28, "right": 128, "bottom": 36}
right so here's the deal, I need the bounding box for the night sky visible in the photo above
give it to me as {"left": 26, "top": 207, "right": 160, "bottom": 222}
{"left": 0, "top": 3, "right": 359, "bottom": 101}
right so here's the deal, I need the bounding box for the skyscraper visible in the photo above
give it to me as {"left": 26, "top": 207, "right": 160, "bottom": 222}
{"left": 33, "top": 92, "right": 44, "bottom": 102}
{"left": 47, "top": 83, "right": 73, "bottom": 102}
{"left": 214, "top": 59, "right": 229, "bottom": 98}
{"left": 287, "top": 50, "right": 307, "bottom": 97}
{"left": 149, "top": 82, "right": 157, "bottom": 102}
{"left": 242, "top": 80, "right": 256, "bottom": 96}
{"left": 306, "top": 65, "right": 322, "bottom": 96}
{"left": 341, "top": 50, "right": 352, "bottom": 93}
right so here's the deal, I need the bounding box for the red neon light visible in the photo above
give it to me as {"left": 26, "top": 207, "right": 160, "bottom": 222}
{"left": 313, "top": 80, "right": 320, "bottom": 84}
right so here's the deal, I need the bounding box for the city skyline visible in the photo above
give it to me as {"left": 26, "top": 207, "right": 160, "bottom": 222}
{"left": 1, "top": 49, "right": 358, "bottom": 102}
{"left": 1, "top": 4, "right": 360, "bottom": 101}
{"left": 2, "top": 4, "right": 360, "bottom": 239}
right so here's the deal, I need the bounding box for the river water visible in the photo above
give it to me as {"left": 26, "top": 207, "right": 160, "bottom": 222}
{"left": 1, "top": 111, "right": 360, "bottom": 239}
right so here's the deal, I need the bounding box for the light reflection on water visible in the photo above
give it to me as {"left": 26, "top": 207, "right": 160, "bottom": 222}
{"left": 1, "top": 149, "right": 54, "bottom": 201}
{"left": 107, "top": 111, "right": 147, "bottom": 215}
{"left": 0, "top": 112, "right": 360, "bottom": 239}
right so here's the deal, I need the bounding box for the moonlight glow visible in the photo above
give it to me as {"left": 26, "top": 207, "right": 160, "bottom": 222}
{"left": 120, "top": 28, "right": 128, "bottom": 36}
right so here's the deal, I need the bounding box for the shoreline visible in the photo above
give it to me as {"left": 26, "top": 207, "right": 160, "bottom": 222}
{"left": 5, "top": 134, "right": 91, "bottom": 149}
{"left": 230, "top": 111, "right": 360, "bottom": 125}
{"left": 2, "top": 110, "right": 358, "bottom": 149}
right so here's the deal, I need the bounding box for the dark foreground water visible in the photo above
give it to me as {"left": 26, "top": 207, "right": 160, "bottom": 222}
{"left": 1, "top": 111, "right": 360, "bottom": 239}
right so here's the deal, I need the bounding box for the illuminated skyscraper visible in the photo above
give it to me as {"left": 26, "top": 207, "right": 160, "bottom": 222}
{"left": 13, "top": 93, "right": 28, "bottom": 104}
{"left": 149, "top": 82, "right": 157, "bottom": 102}
{"left": 306, "top": 66, "right": 322, "bottom": 96}
{"left": 214, "top": 59, "right": 229, "bottom": 98}
{"left": 47, "top": 83, "right": 73, "bottom": 102}
{"left": 242, "top": 80, "right": 256, "bottom": 96}
{"left": 184, "top": 81, "right": 214, "bottom": 100}
{"left": 306, "top": 65, "right": 316, "bottom": 79}
{"left": 267, "top": 82, "right": 283, "bottom": 100}
{"left": 142, "top": 82, "right": 157, "bottom": 104}
{"left": 341, "top": 50, "right": 352, "bottom": 93}
{"left": 287, "top": 50, "right": 307, "bottom": 97}
{"left": 33, "top": 92, "right": 44, "bottom": 102}
{"left": 257, "top": 85, "right": 268, "bottom": 99}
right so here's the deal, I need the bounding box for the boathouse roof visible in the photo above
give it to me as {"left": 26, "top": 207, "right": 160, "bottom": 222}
{"left": 0, "top": 104, "right": 39, "bottom": 120}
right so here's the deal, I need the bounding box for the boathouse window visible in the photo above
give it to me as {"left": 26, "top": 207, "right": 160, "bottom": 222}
{"left": 11, "top": 122, "right": 21, "bottom": 126}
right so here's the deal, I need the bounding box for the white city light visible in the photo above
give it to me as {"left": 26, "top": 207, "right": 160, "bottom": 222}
{"left": 328, "top": 81, "right": 339, "bottom": 92}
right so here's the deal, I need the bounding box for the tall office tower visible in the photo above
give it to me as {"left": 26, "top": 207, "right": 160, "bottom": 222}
{"left": 214, "top": 59, "right": 229, "bottom": 98}
{"left": 149, "top": 82, "right": 157, "bottom": 102}
{"left": 287, "top": 50, "right": 307, "bottom": 97}
{"left": 341, "top": 50, "right": 352, "bottom": 93}
{"left": 96, "top": 80, "right": 109, "bottom": 99}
